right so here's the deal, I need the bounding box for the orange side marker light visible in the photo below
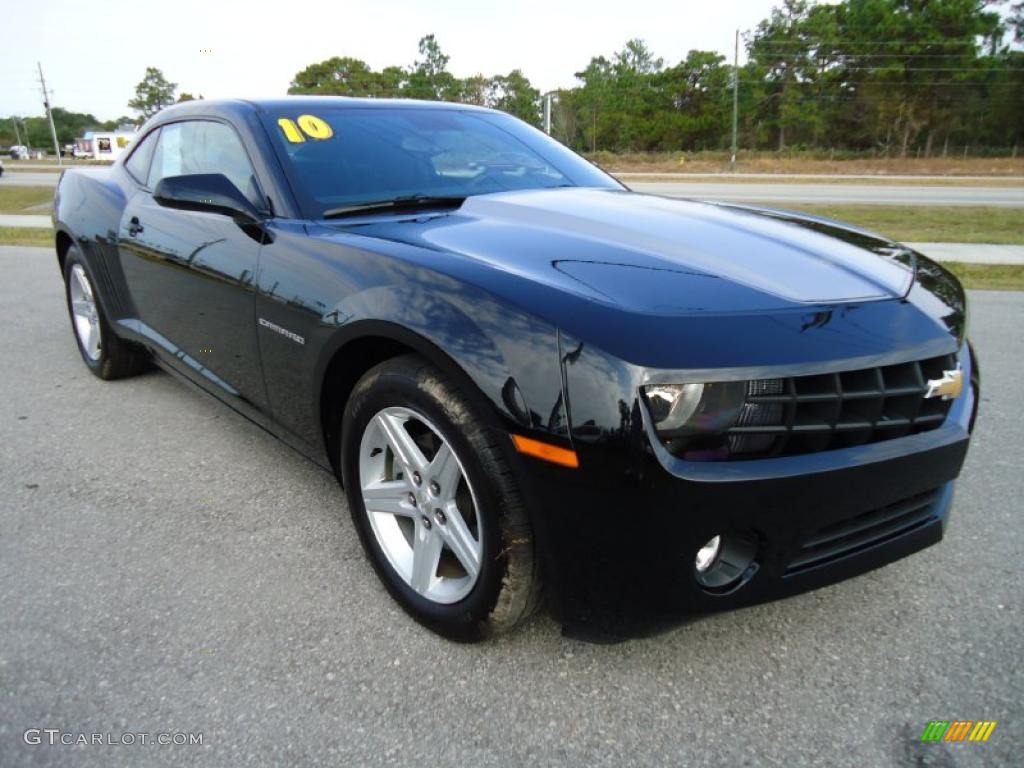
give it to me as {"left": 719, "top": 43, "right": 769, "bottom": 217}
{"left": 511, "top": 434, "right": 579, "bottom": 469}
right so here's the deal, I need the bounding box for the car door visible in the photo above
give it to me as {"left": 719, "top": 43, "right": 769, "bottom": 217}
{"left": 117, "top": 119, "right": 270, "bottom": 414}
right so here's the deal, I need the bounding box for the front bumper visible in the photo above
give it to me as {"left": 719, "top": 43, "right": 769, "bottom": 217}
{"left": 518, "top": 344, "right": 977, "bottom": 640}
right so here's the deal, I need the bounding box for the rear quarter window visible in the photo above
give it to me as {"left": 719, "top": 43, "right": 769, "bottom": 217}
{"left": 124, "top": 129, "right": 159, "bottom": 186}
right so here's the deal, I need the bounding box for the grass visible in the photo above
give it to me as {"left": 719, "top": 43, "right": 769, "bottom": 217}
{"left": 780, "top": 205, "right": 1024, "bottom": 245}
{"left": 943, "top": 262, "right": 1024, "bottom": 291}
{"left": 0, "top": 186, "right": 54, "bottom": 213}
{"left": 0, "top": 227, "right": 54, "bottom": 246}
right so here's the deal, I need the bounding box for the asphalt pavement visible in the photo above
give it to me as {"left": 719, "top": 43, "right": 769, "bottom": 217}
{"left": 3, "top": 217, "right": 1022, "bottom": 265}
{"left": 0, "top": 172, "right": 60, "bottom": 188}
{"left": 904, "top": 243, "right": 1024, "bottom": 266}
{"left": 0, "top": 245, "right": 1020, "bottom": 767}
{"left": 627, "top": 181, "right": 1024, "bottom": 207}
{"left": 0, "top": 214, "right": 52, "bottom": 229}
{"left": 3, "top": 169, "right": 1024, "bottom": 206}
{"left": 616, "top": 172, "right": 1024, "bottom": 182}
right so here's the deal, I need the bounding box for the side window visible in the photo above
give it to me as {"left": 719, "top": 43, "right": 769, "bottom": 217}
{"left": 147, "top": 123, "right": 183, "bottom": 188}
{"left": 124, "top": 128, "right": 159, "bottom": 185}
{"left": 147, "top": 120, "right": 263, "bottom": 208}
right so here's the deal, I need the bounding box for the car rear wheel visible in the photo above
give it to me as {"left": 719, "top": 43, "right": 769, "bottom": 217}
{"left": 63, "top": 245, "right": 149, "bottom": 379}
{"left": 340, "top": 355, "right": 541, "bottom": 640}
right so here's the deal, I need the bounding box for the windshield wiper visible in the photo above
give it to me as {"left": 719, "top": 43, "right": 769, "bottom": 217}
{"left": 322, "top": 195, "right": 467, "bottom": 219}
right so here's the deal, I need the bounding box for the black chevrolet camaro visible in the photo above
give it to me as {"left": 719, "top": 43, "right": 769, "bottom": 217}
{"left": 53, "top": 97, "right": 978, "bottom": 640}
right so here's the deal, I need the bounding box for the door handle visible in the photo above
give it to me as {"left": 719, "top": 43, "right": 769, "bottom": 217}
{"left": 127, "top": 216, "right": 144, "bottom": 237}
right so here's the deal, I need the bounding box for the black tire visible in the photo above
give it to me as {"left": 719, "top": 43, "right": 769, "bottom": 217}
{"left": 340, "top": 354, "right": 542, "bottom": 640}
{"left": 63, "top": 245, "right": 149, "bottom": 380}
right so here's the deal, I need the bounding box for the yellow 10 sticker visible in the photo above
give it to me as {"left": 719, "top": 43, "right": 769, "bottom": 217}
{"left": 277, "top": 114, "right": 334, "bottom": 143}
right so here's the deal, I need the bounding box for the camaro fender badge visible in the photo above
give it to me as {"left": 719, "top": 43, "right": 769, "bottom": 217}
{"left": 924, "top": 367, "right": 963, "bottom": 400}
{"left": 258, "top": 317, "right": 305, "bottom": 345}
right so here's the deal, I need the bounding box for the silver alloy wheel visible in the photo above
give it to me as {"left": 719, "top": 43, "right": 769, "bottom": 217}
{"left": 359, "top": 406, "right": 484, "bottom": 604}
{"left": 69, "top": 264, "right": 101, "bottom": 361}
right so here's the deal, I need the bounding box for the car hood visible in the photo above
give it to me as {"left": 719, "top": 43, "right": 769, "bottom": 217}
{"left": 336, "top": 187, "right": 916, "bottom": 315}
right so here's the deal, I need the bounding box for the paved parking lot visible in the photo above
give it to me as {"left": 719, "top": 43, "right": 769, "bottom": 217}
{"left": 1, "top": 245, "right": 1020, "bottom": 766}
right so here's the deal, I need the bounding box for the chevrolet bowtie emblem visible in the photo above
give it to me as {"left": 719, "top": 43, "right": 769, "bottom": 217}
{"left": 925, "top": 367, "right": 964, "bottom": 400}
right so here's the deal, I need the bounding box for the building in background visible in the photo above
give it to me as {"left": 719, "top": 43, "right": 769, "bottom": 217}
{"left": 73, "top": 126, "right": 136, "bottom": 161}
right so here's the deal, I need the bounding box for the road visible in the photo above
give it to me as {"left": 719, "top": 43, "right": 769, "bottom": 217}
{"left": 5, "top": 207, "right": 1023, "bottom": 264}
{"left": 0, "top": 245, "right": 1021, "bottom": 767}
{"left": 0, "top": 214, "right": 52, "bottom": 229}
{"left": 0, "top": 172, "right": 61, "bottom": 187}
{"left": 904, "top": 242, "right": 1024, "bottom": 265}
{"left": 627, "top": 180, "right": 1024, "bottom": 206}
{"left": 616, "top": 172, "right": 1024, "bottom": 183}
{"left": 4, "top": 170, "right": 1024, "bottom": 206}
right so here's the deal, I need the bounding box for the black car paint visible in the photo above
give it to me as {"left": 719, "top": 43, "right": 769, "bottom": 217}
{"left": 53, "top": 98, "right": 975, "bottom": 639}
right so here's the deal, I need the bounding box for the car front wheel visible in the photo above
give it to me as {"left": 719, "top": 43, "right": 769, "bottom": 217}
{"left": 340, "top": 355, "right": 542, "bottom": 640}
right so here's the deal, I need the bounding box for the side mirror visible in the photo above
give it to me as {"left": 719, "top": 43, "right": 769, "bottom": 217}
{"left": 153, "top": 173, "right": 261, "bottom": 222}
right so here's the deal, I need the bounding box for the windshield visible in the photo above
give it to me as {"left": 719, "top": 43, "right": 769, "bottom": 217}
{"left": 260, "top": 106, "right": 621, "bottom": 218}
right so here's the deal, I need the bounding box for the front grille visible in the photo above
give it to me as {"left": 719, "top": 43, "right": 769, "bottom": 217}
{"left": 725, "top": 353, "right": 957, "bottom": 459}
{"left": 785, "top": 489, "right": 941, "bottom": 574}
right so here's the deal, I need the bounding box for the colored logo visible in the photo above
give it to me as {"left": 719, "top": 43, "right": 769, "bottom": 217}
{"left": 920, "top": 720, "right": 996, "bottom": 742}
{"left": 924, "top": 367, "right": 964, "bottom": 400}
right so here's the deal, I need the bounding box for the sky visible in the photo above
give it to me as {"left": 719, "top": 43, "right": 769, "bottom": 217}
{"left": 1, "top": 0, "right": 780, "bottom": 121}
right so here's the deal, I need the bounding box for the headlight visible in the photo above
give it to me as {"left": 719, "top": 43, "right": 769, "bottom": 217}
{"left": 642, "top": 379, "right": 787, "bottom": 461}
{"left": 642, "top": 381, "right": 746, "bottom": 437}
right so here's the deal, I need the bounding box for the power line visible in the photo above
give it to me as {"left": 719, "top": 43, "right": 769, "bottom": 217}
{"left": 753, "top": 66, "right": 1023, "bottom": 72}
{"left": 738, "top": 79, "right": 1023, "bottom": 86}
{"left": 743, "top": 39, "right": 998, "bottom": 46}
{"left": 750, "top": 93, "right": 1024, "bottom": 102}
{"left": 731, "top": 28, "right": 739, "bottom": 171}
{"left": 36, "top": 62, "right": 62, "bottom": 165}
{"left": 751, "top": 52, "right": 1017, "bottom": 59}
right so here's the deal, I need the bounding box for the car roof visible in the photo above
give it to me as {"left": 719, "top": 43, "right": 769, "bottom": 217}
{"left": 152, "top": 96, "right": 497, "bottom": 123}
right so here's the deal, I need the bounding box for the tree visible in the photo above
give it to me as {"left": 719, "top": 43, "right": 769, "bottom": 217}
{"left": 379, "top": 66, "right": 408, "bottom": 97}
{"left": 45, "top": 108, "right": 100, "bottom": 145}
{"left": 550, "top": 89, "right": 581, "bottom": 146}
{"left": 289, "top": 56, "right": 400, "bottom": 96}
{"left": 657, "top": 51, "right": 733, "bottom": 150}
{"left": 487, "top": 70, "right": 541, "bottom": 126}
{"left": 459, "top": 74, "right": 491, "bottom": 106}
{"left": 280, "top": 13, "right": 1022, "bottom": 157}
{"left": 615, "top": 39, "right": 663, "bottom": 75}
{"left": 405, "top": 34, "right": 458, "bottom": 100}
{"left": 128, "top": 67, "right": 177, "bottom": 119}
{"left": 1006, "top": 1, "right": 1022, "bottom": 41}
{"left": 100, "top": 115, "right": 137, "bottom": 131}
{"left": 748, "top": 0, "right": 819, "bottom": 150}
{"left": 574, "top": 55, "right": 615, "bottom": 151}
{"left": 840, "top": 0, "right": 1002, "bottom": 156}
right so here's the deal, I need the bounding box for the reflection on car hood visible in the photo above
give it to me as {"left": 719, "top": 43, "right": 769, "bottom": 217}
{"left": 339, "top": 187, "right": 915, "bottom": 315}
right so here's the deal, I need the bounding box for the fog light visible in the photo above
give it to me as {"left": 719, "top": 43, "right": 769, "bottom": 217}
{"left": 692, "top": 532, "right": 759, "bottom": 592}
{"left": 695, "top": 535, "right": 721, "bottom": 572}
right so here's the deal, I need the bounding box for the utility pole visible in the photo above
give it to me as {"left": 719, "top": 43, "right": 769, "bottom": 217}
{"left": 544, "top": 93, "right": 552, "bottom": 135}
{"left": 730, "top": 29, "right": 739, "bottom": 173}
{"left": 37, "top": 61, "right": 62, "bottom": 166}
